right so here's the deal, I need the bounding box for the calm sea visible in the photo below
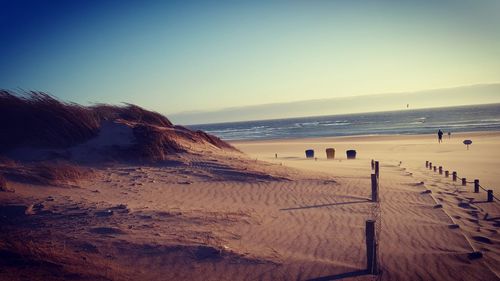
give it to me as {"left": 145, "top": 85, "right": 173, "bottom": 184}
{"left": 188, "top": 103, "right": 500, "bottom": 141}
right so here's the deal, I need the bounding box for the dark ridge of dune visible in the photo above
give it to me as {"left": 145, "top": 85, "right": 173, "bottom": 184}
{"left": 90, "top": 103, "right": 173, "bottom": 128}
{"left": 0, "top": 91, "right": 100, "bottom": 150}
{"left": 0, "top": 90, "right": 238, "bottom": 162}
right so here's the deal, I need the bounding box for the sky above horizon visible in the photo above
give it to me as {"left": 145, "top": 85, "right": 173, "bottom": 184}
{"left": 1, "top": 0, "right": 499, "bottom": 116}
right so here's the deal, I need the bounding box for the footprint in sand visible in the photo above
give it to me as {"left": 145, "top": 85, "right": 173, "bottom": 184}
{"left": 77, "top": 242, "right": 99, "bottom": 254}
{"left": 467, "top": 218, "right": 480, "bottom": 224}
{"left": 468, "top": 210, "right": 479, "bottom": 217}
{"left": 408, "top": 181, "right": 424, "bottom": 186}
{"left": 472, "top": 236, "right": 493, "bottom": 244}
{"left": 90, "top": 227, "right": 125, "bottom": 235}
{"left": 458, "top": 202, "right": 477, "bottom": 209}
{"left": 95, "top": 210, "right": 114, "bottom": 217}
{"left": 137, "top": 214, "right": 153, "bottom": 220}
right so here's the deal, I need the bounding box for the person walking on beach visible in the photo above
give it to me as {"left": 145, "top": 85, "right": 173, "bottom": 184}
{"left": 438, "top": 129, "right": 443, "bottom": 143}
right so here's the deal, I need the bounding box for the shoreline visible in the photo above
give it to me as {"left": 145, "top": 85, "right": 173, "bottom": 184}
{"left": 229, "top": 130, "right": 500, "bottom": 144}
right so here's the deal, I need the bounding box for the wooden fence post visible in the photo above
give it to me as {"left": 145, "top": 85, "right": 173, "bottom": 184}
{"left": 375, "top": 161, "right": 380, "bottom": 178}
{"left": 425, "top": 161, "right": 429, "bottom": 168}
{"left": 366, "top": 220, "right": 378, "bottom": 274}
{"left": 439, "top": 166, "right": 443, "bottom": 175}
{"left": 445, "top": 171, "right": 449, "bottom": 178}
{"left": 371, "top": 174, "right": 379, "bottom": 202}
{"left": 474, "top": 179, "right": 479, "bottom": 193}
{"left": 433, "top": 166, "right": 437, "bottom": 172}
{"left": 462, "top": 178, "right": 467, "bottom": 186}
{"left": 371, "top": 159, "right": 375, "bottom": 170}
{"left": 452, "top": 172, "right": 457, "bottom": 182}
{"left": 487, "top": 190, "right": 493, "bottom": 202}
{"left": 429, "top": 162, "right": 432, "bottom": 170}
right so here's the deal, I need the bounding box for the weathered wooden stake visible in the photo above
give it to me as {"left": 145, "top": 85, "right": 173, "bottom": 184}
{"left": 462, "top": 178, "right": 467, "bottom": 186}
{"left": 439, "top": 166, "right": 443, "bottom": 175}
{"left": 452, "top": 172, "right": 457, "bottom": 181}
{"left": 425, "top": 161, "right": 429, "bottom": 168}
{"left": 445, "top": 171, "right": 449, "bottom": 177}
{"left": 433, "top": 166, "right": 437, "bottom": 172}
{"left": 371, "top": 174, "right": 379, "bottom": 202}
{"left": 429, "top": 162, "right": 432, "bottom": 170}
{"left": 474, "top": 179, "right": 479, "bottom": 193}
{"left": 366, "top": 220, "right": 378, "bottom": 274}
{"left": 371, "top": 159, "right": 375, "bottom": 170}
{"left": 375, "top": 161, "right": 380, "bottom": 178}
{"left": 487, "top": 190, "right": 493, "bottom": 202}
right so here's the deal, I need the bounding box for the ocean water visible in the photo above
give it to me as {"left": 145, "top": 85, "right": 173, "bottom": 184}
{"left": 188, "top": 103, "right": 500, "bottom": 141}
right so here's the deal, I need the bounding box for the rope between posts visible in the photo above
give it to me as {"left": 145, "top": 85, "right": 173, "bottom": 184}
{"left": 479, "top": 184, "right": 500, "bottom": 202}
{"left": 426, "top": 162, "right": 499, "bottom": 203}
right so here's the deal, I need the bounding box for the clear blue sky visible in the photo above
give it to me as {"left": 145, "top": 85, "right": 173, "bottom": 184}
{"left": 1, "top": 0, "right": 499, "bottom": 116}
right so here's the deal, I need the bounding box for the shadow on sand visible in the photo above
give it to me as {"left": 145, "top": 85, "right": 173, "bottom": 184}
{"left": 280, "top": 199, "right": 370, "bottom": 211}
{"left": 306, "top": 269, "right": 370, "bottom": 281}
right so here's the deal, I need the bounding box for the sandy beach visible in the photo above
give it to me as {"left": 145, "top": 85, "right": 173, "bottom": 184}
{"left": 233, "top": 131, "right": 500, "bottom": 280}
{"left": 1, "top": 129, "right": 499, "bottom": 281}
{"left": 234, "top": 131, "right": 500, "bottom": 193}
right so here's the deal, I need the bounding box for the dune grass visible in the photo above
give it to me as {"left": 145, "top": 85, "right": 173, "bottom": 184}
{"left": 0, "top": 91, "right": 100, "bottom": 151}
{"left": 0, "top": 90, "right": 236, "bottom": 163}
{"left": 0, "top": 159, "right": 91, "bottom": 186}
{"left": 0, "top": 90, "right": 174, "bottom": 152}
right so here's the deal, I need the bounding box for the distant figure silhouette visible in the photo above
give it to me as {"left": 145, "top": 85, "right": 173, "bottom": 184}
{"left": 448, "top": 131, "right": 451, "bottom": 139}
{"left": 438, "top": 130, "right": 443, "bottom": 143}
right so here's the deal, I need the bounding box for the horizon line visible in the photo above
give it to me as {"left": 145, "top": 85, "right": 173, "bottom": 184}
{"left": 186, "top": 101, "right": 500, "bottom": 127}
{"left": 170, "top": 82, "right": 500, "bottom": 116}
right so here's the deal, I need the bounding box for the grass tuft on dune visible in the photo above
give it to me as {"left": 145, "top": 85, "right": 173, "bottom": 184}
{"left": 0, "top": 90, "right": 237, "bottom": 163}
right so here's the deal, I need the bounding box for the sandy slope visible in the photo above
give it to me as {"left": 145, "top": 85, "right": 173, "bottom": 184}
{"left": 0, "top": 132, "right": 499, "bottom": 281}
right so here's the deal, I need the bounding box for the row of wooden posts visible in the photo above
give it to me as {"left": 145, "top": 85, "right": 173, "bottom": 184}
{"left": 425, "top": 161, "right": 494, "bottom": 202}
{"left": 366, "top": 159, "right": 380, "bottom": 275}
{"left": 371, "top": 159, "right": 380, "bottom": 202}
{"left": 365, "top": 159, "right": 496, "bottom": 276}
